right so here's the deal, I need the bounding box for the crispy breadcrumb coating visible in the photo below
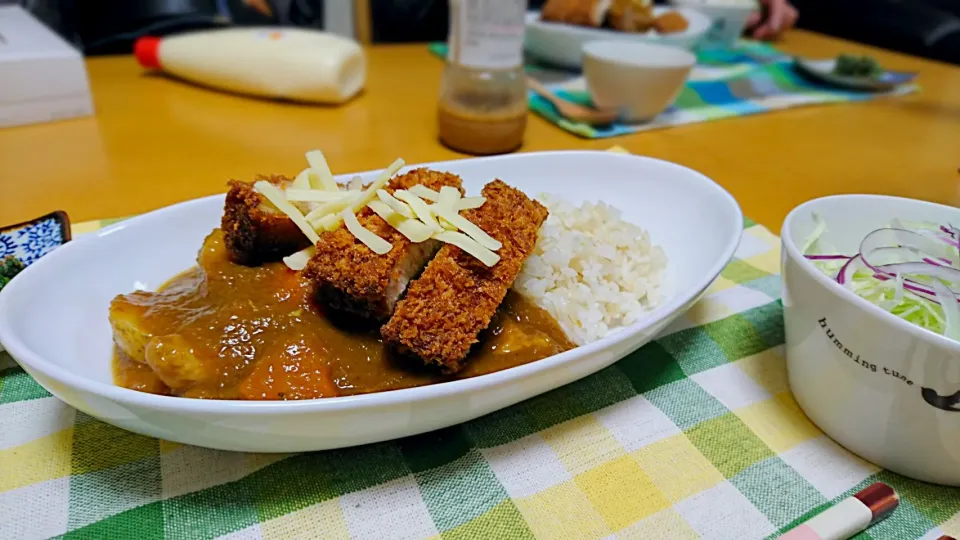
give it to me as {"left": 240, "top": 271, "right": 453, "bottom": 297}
{"left": 304, "top": 168, "right": 464, "bottom": 320}
{"left": 221, "top": 175, "right": 311, "bottom": 266}
{"left": 382, "top": 180, "right": 548, "bottom": 372}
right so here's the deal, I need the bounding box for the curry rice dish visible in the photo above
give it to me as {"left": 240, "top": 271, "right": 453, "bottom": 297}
{"left": 109, "top": 157, "right": 573, "bottom": 400}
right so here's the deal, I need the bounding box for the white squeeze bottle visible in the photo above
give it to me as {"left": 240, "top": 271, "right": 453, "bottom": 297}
{"left": 134, "top": 28, "right": 365, "bottom": 104}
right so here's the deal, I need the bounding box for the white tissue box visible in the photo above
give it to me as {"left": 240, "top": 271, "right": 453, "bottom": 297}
{"left": 0, "top": 5, "right": 93, "bottom": 128}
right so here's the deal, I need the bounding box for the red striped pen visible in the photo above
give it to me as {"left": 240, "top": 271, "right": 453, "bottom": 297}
{"left": 781, "top": 483, "right": 899, "bottom": 540}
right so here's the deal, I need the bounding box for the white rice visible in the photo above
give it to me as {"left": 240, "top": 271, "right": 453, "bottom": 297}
{"left": 513, "top": 194, "right": 668, "bottom": 345}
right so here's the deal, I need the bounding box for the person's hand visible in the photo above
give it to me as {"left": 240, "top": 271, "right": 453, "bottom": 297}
{"left": 745, "top": 0, "right": 798, "bottom": 40}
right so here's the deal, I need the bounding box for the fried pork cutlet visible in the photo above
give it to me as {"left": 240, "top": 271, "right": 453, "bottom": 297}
{"left": 222, "top": 174, "right": 312, "bottom": 266}
{"left": 540, "top": 0, "right": 612, "bottom": 27}
{"left": 304, "top": 168, "right": 464, "bottom": 321}
{"left": 382, "top": 180, "right": 548, "bottom": 372}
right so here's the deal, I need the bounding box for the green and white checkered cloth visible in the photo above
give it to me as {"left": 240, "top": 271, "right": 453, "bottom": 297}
{"left": 2, "top": 217, "right": 959, "bottom": 540}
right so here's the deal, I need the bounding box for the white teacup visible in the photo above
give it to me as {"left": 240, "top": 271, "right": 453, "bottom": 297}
{"left": 582, "top": 41, "right": 695, "bottom": 123}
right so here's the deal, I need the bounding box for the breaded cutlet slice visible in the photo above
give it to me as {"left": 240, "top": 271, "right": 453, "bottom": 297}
{"left": 304, "top": 168, "right": 464, "bottom": 321}
{"left": 381, "top": 180, "right": 548, "bottom": 372}
{"left": 222, "top": 175, "right": 312, "bottom": 266}
{"left": 541, "top": 0, "right": 612, "bottom": 27}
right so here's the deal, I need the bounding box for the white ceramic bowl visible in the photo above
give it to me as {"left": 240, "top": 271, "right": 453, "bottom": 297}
{"left": 0, "top": 151, "right": 742, "bottom": 452}
{"left": 782, "top": 195, "right": 960, "bottom": 486}
{"left": 524, "top": 7, "right": 710, "bottom": 69}
{"left": 583, "top": 41, "right": 695, "bottom": 123}
{"left": 669, "top": 0, "right": 757, "bottom": 47}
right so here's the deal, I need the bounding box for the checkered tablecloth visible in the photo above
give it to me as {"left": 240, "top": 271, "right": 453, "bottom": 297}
{"left": 2, "top": 218, "right": 959, "bottom": 540}
{"left": 429, "top": 41, "right": 917, "bottom": 139}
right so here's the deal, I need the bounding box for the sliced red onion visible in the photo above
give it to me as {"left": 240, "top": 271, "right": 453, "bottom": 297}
{"left": 872, "top": 273, "right": 943, "bottom": 300}
{"left": 860, "top": 228, "right": 949, "bottom": 269}
{"left": 837, "top": 255, "right": 860, "bottom": 285}
{"left": 950, "top": 226, "right": 960, "bottom": 265}
{"left": 932, "top": 279, "right": 960, "bottom": 339}
{"left": 873, "top": 262, "right": 960, "bottom": 289}
{"left": 936, "top": 235, "right": 960, "bottom": 249}
{"left": 805, "top": 254, "right": 852, "bottom": 261}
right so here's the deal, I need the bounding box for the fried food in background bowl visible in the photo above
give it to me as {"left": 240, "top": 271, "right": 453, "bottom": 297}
{"left": 540, "top": 0, "right": 687, "bottom": 33}
{"left": 527, "top": 4, "right": 709, "bottom": 68}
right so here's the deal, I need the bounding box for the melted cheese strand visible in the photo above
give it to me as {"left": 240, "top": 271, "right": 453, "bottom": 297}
{"left": 367, "top": 200, "right": 433, "bottom": 242}
{"left": 434, "top": 230, "right": 500, "bottom": 267}
{"left": 376, "top": 189, "right": 414, "bottom": 218}
{"left": 283, "top": 245, "right": 316, "bottom": 271}
{"left": 410, "top": 184, "right": 440, "bottom": 201}
{"left": 343, "top": 209, "right": 392, "bottom": 254}
{"left": 395, "top": 190, "right": 443, "bottom": 232}
{"left": 253, "top": 181, "right": 320, "bottom": 244}
{"left": 431, "top": 204, "right": 502, "bottom": 251}
{"left": 305, "top": 150, "right": 339, "bottom": 191}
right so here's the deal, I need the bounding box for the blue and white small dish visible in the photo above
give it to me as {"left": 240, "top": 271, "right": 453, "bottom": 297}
{"left": 0, "top": 210, "right": 71, "bottom": 269}
{"left": 0, "top": 210, "right": 70, "bottom": 354}
{"left": 794, "top": 57, "right": 918, "bottom": 92}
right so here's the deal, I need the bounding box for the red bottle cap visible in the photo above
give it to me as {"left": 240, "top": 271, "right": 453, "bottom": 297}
{"left": 134, "top": 36, "right": 162, "bottom": 69}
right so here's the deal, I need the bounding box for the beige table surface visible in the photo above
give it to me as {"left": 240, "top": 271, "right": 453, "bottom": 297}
{"left": 2, "top": 31, "right": 959, "bottom": 230}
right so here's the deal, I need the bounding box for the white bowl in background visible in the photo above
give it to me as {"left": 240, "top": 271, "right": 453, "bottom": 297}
{"left": 524, "top": 7, "right": 710, "bottom": 69}
{"left": 782, "top": 195, "right": 960, "bottom": 486}
{"left": 0, "top": 151, "right": 742, "bottom": 452}
{"left": 669, "top": 0, "right": 757, "bottom": 47}
{"left": 583, "top": 41, "right": 695, "bottom": 123}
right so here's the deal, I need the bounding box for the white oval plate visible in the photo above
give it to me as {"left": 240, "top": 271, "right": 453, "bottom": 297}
{"left": 524, "top": 7, "right": 711, "bottom": 69}
{"left": 0, "top": 151, "right": 741, "bottom": 452}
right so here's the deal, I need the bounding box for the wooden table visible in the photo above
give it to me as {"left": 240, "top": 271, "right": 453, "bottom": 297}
{"left": 2, "top": 31, "right": 958, "bottom": 231}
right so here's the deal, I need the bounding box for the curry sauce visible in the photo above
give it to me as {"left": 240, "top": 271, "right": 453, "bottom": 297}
{"left": 111, "top": 230, "right": 573, "bottom": 400}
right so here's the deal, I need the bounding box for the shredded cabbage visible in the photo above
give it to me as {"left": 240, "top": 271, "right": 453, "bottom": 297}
{"left": 802, "top": 213, "right": 960, "bottom": 340}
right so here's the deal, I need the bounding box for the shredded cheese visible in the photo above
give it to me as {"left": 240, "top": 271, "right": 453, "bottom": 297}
{"left": 343, "top": 209, "right": 392, "bottom": 254}
{"left": 318, "top": 158, "right": 406, "bottom": 231}
{"left": 283, "top": 245, "right": 315, "bottom": 270}
{"left": 394, "top": 190, "right": 443, "bottom": 233}
{"left": 367, "top": 201, "right": 434, "bottom": 242}
{"left": 292, "top": 168, "right": 313, "bottom": 189}
{"left": 410, "top": 184, "right": 440, "bottom": 201}
{"left": 437, "top": 186, "right": 460, "bottom": 207}
{"left": 253, "top": 181, "right": 320, "bottom": 244}
{"left": 305, "top": 194, "right": 360, "bottom": 227}
{"left": 431, "top": 204, "right": 502, "bottom": 251}
{"left": 305, "top": 150, "right": 339, "bottom": 191}
{"left": 270, "top": 149, "right": 502, "bottom": 267}
{"left": 376, "top": 189, "right": 414, "bottom": 218}
{"left": 434, "top": 230, "right": 500, "bottom": 267}
{"left": 438, "top": 217, "right": 458, "bottom": 231}
{"left": 285, "top": 189, "right": 352, "bottom": 202}
{"left": 456, "top": 197, "right": 486, "bottom": 211}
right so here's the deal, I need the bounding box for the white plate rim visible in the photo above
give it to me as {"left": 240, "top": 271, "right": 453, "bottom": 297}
{"left": 0, "top": 150, "right": 743, "bottom": 415}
